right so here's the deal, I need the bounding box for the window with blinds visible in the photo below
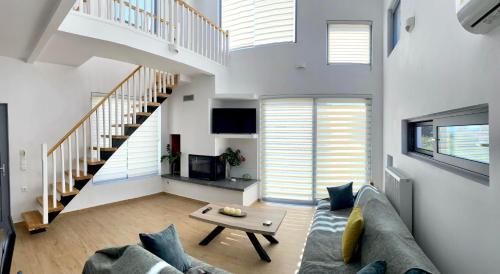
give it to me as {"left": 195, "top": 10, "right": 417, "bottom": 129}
{"left": 261, "top": 97, "right": 372, "bottom": 203}
{"left": 261, "top": 99, "right": 314, "bottom": 201}
{"left": 315, "top": 98, "right": 371, "bottom": 198}
{"left": 221, "top": 0, "right": 296, "bottom": 50}
{"left": 327, "top": 22, "right": 372, "bottom": 65}
{"left": 91, "top": 95, "right": 160, "bottom": 183}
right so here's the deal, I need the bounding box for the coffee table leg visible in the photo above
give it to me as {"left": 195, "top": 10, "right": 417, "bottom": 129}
{"left": 246, "top": 232, "right": 271, "bottom": 262}
{"left": 199, "top": 226, "right": 225, "bottom": 246}
{"left": 262, "top": 235, "right": 279, "bottom": 244}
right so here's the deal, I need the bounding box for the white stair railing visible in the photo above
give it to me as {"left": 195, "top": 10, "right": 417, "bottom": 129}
{"left": 40, "top": 66, "right": 177, "bottom": 224}
{"left": 73, "top": 0, "right": 229, "bottom": 65}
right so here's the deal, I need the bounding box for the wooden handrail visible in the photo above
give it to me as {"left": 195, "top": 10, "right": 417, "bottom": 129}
{"left": 174, "top": 0, "right": 228, "bottom": 36}
{"left": 47, "top": 66, "right": 142, "bottom": 155}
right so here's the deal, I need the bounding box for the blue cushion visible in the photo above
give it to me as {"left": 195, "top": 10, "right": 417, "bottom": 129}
{"left": 357, "top": 260, "right": 387, "bottom": 274}
{"left": 327, "top": 182, "right": 354, "bottom": 210}
{"left": 139, "top": 224, "right": 191, "bottom": 272}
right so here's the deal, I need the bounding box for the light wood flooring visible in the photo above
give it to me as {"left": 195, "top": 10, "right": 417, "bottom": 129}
{"left": 11, "top": 193, "right": 314, "bottom": 274}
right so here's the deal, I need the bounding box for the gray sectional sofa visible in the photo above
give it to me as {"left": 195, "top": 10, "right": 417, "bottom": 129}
{"left": 298, "top": 185, "right": 440, "bottom": 274}
{"left": 83, "top": 245, "right": 230, "bottom": 274}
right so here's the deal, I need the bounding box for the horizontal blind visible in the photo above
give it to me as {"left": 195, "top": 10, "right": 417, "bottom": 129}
{"left": 128, "top": 110, "right": 160, "bottom": 177}
{"left": 221, "top": 0, "right": 255, "bottom": 49}
{"left": 91, "top": 94, "right": 160, "bottom": 183}
{"left": 328, "top": 23, "right": 371, "bottom": 64}
{"left": 221, "top": 0, "right": 295, "bottom": 50}
{"left": 261, "top": 98, "right": 313, "bottom": 201}
{"left": 254, "top": 0, "right": 295, "bottom": 46}
{"left": 315, "top": 98, "right": 371, "bottom": 198}
{"left": 91, "top": 96, "right": 128, "bottom": 182}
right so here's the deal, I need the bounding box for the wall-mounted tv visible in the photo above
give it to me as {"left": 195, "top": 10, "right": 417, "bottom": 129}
{"left": 212, "top": 108, "right": 257, "bottom": 134}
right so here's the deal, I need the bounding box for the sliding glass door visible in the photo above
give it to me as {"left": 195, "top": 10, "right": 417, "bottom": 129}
{"left": 261, "top": 97, "right": 372, "bottom": 203}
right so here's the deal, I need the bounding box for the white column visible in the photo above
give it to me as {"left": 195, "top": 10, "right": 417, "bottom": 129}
{"left": 68, "top": 134, "right": 73, "bottom": 191}
{"left": 108, "top": 97, "right": 112, "bottom": 144}
{"left": 61, "top": 141, "right": 66, "bottom": 192}
{"left": 83, "top": 121, "right": 88, "bottom": 175}
{"left": 96, "top": 110, "right": 101, "bottom": 161}
{"left": 52, "top": 150, "right": 57, "bottom": 208}
{"left": 76, "top": 128, "right": 80, "bottom": 176}
{"left": 121, "top": 87, "right": 125, "bottom": 134}
{"left": 42, "top": 144, "right": 48, "bottom": 224}
{"left": 133, "top": 74, "right": 137, "bottom": 124}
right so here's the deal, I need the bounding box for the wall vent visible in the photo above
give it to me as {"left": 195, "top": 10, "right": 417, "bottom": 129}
{"left": 183, "top": 95, "right": 194, "bottom": 102}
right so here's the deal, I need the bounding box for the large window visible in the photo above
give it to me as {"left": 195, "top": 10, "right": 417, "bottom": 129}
{"left": 91, "top": 94, "right": 161, "bottom": 183}
{"left": 406, "top": 104, "right": 489, "bottom": 181}
{"left": 261, "top": 97, "right": 372, "bottom": 203}
{"left": 221, "top": 0, "right": 296, "bottom": 50}
{"left": 327, "top": 22, "right": 372, "bottom": 65}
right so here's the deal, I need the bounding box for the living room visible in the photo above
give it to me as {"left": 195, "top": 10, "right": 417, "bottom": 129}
{"left": 0, "top": 0, "right": 499, "bottom": 273}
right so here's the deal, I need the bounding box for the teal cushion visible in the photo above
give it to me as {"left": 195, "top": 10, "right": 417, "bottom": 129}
{"left": 357, "top": 260, "right": 387, "bottom": 274}
{"left": 139, "top": 224, "right": 191, "bottom": 272}
{"left": 327, "top": 182, "right": 354, "bottom": 210}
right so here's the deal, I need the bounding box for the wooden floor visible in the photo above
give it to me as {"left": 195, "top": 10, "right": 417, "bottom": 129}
{"left": 11, "top": 193, "right": 314, "bottom": 274}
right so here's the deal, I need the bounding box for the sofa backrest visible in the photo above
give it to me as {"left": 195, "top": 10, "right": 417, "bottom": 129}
{"left": 355, "top": 185, "right": 440, "bottom": 274}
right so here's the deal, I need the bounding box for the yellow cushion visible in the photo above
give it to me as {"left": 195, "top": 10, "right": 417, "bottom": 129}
{"left": 342, "top": 205, "right": 364, "bottom": 263}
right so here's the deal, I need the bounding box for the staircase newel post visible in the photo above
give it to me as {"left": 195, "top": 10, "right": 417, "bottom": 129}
{"left": 42, "top": 144, "right": 49, "bottom": 224}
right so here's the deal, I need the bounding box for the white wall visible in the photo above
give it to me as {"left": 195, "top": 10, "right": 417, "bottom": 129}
{"left": 185, "top": 0, "right": 385, "bottom": 185}
{"left": 0, "top": 56, "right": 155, "bottom": 222}
{"left": 383, "top": 0, "right": 500, "bottom": 273}
{"left": 166, "top": 76, "right": 216, "bottom": 177}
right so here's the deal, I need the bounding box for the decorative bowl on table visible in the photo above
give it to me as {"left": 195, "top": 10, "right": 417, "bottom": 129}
{"left": 219, "top": 207, "right": 247, "bottom": 217}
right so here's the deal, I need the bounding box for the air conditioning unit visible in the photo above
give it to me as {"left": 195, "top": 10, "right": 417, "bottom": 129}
{"left": 456, "top": 0, "right": 500, "bottom": 34}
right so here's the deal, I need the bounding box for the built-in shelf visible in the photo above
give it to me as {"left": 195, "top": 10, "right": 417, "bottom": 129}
{"left": 212, "top": 134, "right": 258, "bottom": 139}
{"left": 212, "top": 93, "right": 258, "bottom": 100}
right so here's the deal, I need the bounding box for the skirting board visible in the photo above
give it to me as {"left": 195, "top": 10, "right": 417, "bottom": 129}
{"left": 162, "top": 178, "right": 259, "bottom": 206}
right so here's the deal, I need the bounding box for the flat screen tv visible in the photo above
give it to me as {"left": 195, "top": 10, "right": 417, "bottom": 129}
{"left": 212, "top": 108, "right": 256, "bottom": 134}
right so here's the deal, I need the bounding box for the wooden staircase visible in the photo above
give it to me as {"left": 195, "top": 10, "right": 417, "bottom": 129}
{"left": 22, "top": 65, "right": 178, "bottom": 233}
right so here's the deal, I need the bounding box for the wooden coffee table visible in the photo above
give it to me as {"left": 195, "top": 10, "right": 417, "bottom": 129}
{"left": 189, "top": 203, "right": 287, "bottom": 262}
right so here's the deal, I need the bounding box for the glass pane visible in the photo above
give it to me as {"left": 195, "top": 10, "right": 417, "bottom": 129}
{"left": 437, "top": 125, "right": 489, "bottom": 164}
{"left": 415, "top": 125, "right": 433, "bottom": 152}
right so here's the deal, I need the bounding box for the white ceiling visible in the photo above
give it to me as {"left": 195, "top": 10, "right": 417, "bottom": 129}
{"left": 0, "top": 0, "right": 63, "bottom": 60}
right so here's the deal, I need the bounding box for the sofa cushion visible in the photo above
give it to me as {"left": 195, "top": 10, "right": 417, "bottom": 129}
{"left": 140, "top": 224, "right": 192, "bottom": 272}
{"left": 342, "top": 206, "right": 364, "bottom": 263}
{"left": 357, "top": 260, "right": 387, "bottom": 274}
{"left": 328, "top": 182, "right": 355, "bottom": 210}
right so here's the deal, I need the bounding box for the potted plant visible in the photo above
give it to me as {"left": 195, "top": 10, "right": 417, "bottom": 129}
{"left": 161, "top": 144, "right": 181, "bottom": 175}
{"left": 220, "top": 147, "right": 246, "bottom": 179}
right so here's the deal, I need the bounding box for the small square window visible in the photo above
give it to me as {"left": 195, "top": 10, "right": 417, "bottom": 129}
{"left": 327, "top": 22, "right": 372, "bottom": 65}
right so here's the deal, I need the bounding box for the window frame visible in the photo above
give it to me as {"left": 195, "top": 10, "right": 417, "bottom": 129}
{"left": 219, "top": 0, "right": 297, "bottom": 51}
{"left": 403, "top": 104, "right": 489, "bottom": 184}
{"left": 326, "top": 20, "right": 373, "bottom": 66}
{"left": 388, "top": 0, "right": 401, "bottom": 56}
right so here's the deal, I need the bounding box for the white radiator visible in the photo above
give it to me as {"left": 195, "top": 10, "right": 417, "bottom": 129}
{"left": 384, "top": 166, "right": 413, "bottom": 233}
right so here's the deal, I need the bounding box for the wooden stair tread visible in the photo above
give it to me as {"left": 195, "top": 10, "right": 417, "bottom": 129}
{"left": 55, "top": 183, "right": 79, "bottom": 196}
{"left": 36, "top": 196, "right": 64, "bottom": 213}
{"left": 146, "top": 102, "right": 161, "bottom": 107}
{"left": 65, "top": 170, "right": 93, "bottom": 180}
{"left": 91, "top": 146, "right": 118, "bottom": 151}
{"left": 124, "top": 112, "right": 152, "bottom": 117}
{"left": 80, "top": 159, "right": 106, "bottom": 165}
{"left": 22, "top": 211, "right": 48, "bottom": 231}
{"left": 111, "top": 124, "right": 141, "bottom": 128}
{"left": 99, "top": 134, "right": 129, "bottom": 139}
